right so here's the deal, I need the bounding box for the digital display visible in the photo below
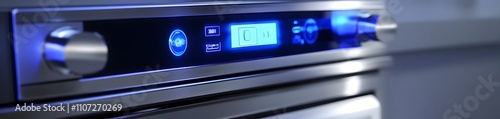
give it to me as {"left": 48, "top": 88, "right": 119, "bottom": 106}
{"left": 83, "top": 11, "right": 362, "bottom": 78}
{"left": 230, "top": 22, "right": 278, "bottom": 48}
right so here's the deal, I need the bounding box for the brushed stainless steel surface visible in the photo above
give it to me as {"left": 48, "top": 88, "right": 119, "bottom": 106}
{"left": 0, "top": 57, "right": 388, "bottom": 118}
{"left": 44, "top": 26, "right": 108, "bottom": 75}
{"left": 0, "top": 0, "right": 269, "bottom": 10}
{"left": 132, "top": 76, "right": 380, "bottom": 119}
{"left": 1, "top": 0, "right": 384, "bottom": 10}
{"left": 262, "top": 95, "right": 380, "bottom": 119}
{"left": 21, "top": 46, "right": 388, "bottom": 101}
{"left": 0, "top": 0, "right": 338, "bottom": 9}
{"left": 12, "top": 0, "right": 385, "bottom": 23}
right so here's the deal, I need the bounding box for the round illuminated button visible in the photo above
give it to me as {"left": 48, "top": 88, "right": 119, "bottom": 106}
{"left": 168, "top": 29, "right": 188, "bottom": 56}
{"left": 303, "top": 18, "right": 319, "bottom": 44}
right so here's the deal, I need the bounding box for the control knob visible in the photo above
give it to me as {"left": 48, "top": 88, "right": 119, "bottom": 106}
{"left": 44, "top": 26, "right": 108, "bottom": 75}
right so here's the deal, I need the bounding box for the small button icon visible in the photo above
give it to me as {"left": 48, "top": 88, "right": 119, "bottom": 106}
{"left": 205, "top": 42, "right": 221, "bottom": 52}
{"left": 205, "top": 26, "right": 220, "bottom": 37}
{"left": 238, "top": 27, "right": 257, "bottom": 46}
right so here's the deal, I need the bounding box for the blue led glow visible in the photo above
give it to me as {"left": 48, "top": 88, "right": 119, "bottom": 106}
{"left": 168, "top": 29, "right": 188, "bottom": 56}
{"left": 205, "top": 26, "right": 220, "bottom": 36}
{"left": 230, "top": 22, "right": 278, "bottom": 48}
{"left": 303, "top": 18, "right": 319, "bottom": 44}
{"left": 357, "top": 15, "right": 379, "bottom": 35}
{"left": 44, "top": 43, "right": 66, "bottom": 62}
{"left": 292, "top": 26, "right": 301, "bottom": 34}
{"left": 205, "top": 42, "right": 221, "bottom": 52}
{"left": 330, "top": 11, "right": 358, "bottom": 36}
{"left": 357, "top": 22, "right": 376, "bottom": 34}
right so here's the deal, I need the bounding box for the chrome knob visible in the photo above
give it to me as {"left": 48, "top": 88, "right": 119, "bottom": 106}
{"left": 375, "top": 13, "right": 397, "bottom": 42}
{"left": 44, "top": 27, "right": 108, "bottom": 75}
{"left": 357, "top": 12, "right": 398, "bottom": 42}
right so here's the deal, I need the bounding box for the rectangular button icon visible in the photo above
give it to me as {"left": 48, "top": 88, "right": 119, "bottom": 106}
{"left": 205, "top": 42, "right": 221, "bottom": 52}
{"left": 205, "top": 26, "right": 220, "bottom": 36}
{"left": 230, "top": 22, "right": 277, "bottom": 48}
{"left": 238, "top": 27, "right": 257, "bottom": 46}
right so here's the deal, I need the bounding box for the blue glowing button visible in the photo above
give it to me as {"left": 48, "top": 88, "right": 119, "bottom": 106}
{"left": 303, "top": 18, "right": 318, "bottom": 44}
{"left": 206, "top": 42, "right": 221, "bottom": 52}
{"left": 205, "top": 26, "right": 220, "bottom": 36}
{"left": 169, "top": 29, "right": 188, "bottom": 56}
{"left": 230, "top": 22, "right": 278, "bottom": 48}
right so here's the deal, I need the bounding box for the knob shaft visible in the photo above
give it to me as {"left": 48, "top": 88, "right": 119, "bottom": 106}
{"left": 375, "top": 13, "right": 397, "bottom": 42}
{"left": 356, "top": 13, "right": 398, "bottom": 42}
{"left": 44, "top": 27, "right": 108, "bottom": 75}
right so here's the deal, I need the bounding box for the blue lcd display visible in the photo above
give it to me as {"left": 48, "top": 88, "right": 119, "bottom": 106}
{"left": 230, "top": 22, "right": 278, "bottom": 48}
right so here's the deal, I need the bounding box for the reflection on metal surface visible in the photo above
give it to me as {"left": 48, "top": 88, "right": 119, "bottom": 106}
{"left": 262, "top": 95, "right": 381, "bottom": 119}
{"left": 44, "top": 26, "right": 108, "bottom": 75}
{"left": 135, "top": 73, "right": 381, "bottom": 119}
{"left": 375, "top": 13, "right": 397, "bottom": 42}
{"left": 2, "top": 58, "right": 386, "bottom": 118}
{"left": 21, "top": 47, "right": 388, "bottom": 100}
{"left": 13, "top": 22, "right": 85, "bottom": 85}
{"left": 327, "top": 1, "right": 364, "bottom": 10}
{"left": 354, "top": 11, "right": 398, "bottom": 42}
{"left": 338, "top": 61, "right": 365, "bottom": 73}
{"left": 13, "top": 1, "right": 385, "bottom": 23}
{"left": 344, "top": 76, "right": 362, "bottom": 96}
